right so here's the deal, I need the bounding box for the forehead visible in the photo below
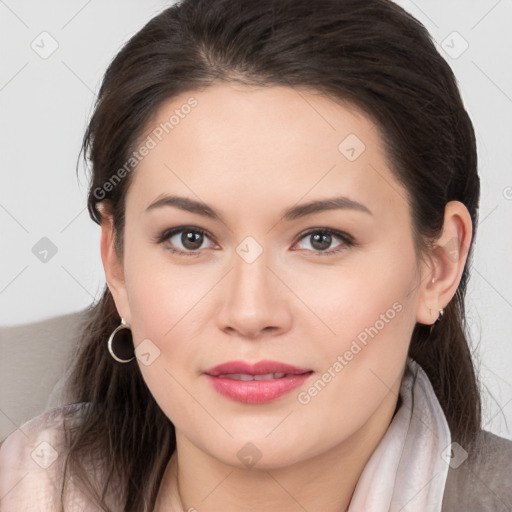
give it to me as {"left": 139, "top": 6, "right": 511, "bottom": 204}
{"left": 126, "top": 83, "right": 410, "bottom": 225}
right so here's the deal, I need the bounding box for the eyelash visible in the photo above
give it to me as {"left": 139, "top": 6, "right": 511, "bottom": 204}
{"left": 155, "top": 226, "right": 356, "bottom": 257}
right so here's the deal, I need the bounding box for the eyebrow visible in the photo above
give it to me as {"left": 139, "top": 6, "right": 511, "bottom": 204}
{"left": 145, "top": 194, "right": 372, "bottom": 221}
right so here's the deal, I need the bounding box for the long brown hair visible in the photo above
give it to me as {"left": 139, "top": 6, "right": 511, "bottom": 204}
{"left": 62, "top": 0, "right": 482, "bottom": 509}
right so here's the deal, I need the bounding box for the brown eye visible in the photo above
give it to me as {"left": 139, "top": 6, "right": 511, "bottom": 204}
{"left": 294, "top": 228, "right": 355, "bottom": 256}
{"left": 179, "top": 230, "right": 204, "bottom": 250}
{"left": 309, "top": 232, "right": 333, "bottom": 251}
{"left": 158, "top": 226, "right": 214, "bottom": 255}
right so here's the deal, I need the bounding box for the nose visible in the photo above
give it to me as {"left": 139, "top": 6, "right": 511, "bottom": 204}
{"left": 217, "top": 247, "right": 292, "bottom": 340}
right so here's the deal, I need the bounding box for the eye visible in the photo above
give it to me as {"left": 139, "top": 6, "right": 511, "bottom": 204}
{"left": 155, "top": 226, "right": 356, "bottom": 257}
{"left": 157, "top": 226, "right": 215, "bottom": 256}
{"left": 293, "top": 228, "right": 355, "bottom": 256}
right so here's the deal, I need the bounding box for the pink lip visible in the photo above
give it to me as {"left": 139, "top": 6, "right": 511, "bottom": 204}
{"left": 204, "top": 360, "right": 313, "bottom": 404}
{"left": 205, "top": 360, "right": 312, "bottom": 376}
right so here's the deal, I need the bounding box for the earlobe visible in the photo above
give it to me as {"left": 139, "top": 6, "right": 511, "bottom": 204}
{"left": 99, "top": 203, "right": 131, "bottom": 322}
{"left": 416, "top": 200, "right": 473, "bottom": 326}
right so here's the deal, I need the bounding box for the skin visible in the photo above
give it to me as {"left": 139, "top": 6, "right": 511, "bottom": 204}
{"left": 100, "top": 83, "right": 472, "bottom": 511}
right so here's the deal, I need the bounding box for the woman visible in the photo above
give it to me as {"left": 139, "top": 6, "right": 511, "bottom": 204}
{"left": 1, "top": 0, "right": 511, "bottom": 510}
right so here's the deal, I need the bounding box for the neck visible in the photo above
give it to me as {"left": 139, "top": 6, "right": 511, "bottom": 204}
{"left": 155, "top": 390, "right": 400, "bottom": 512}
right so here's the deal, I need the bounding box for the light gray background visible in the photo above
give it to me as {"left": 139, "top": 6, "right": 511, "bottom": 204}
{"left": 1, "top": 0, "right": 511, "bottom": 440}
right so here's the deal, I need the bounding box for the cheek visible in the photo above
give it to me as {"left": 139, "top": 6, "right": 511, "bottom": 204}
{"left": 123, "top": 237, "right": 208, "bottom": 337}
{"left": 123, "top": 252, "right": 210, "bottom": 429}
{"left": 282, "top": 253, "right": 414, "bottom": 343}
{"left": 292, "top": 250, "right": 418, "bottom": 391}
{"left": 292, "top": 275, "right": 416, "bottom": 449}
{"left": 122, "top": 240, "right": 215, "bottom": 381}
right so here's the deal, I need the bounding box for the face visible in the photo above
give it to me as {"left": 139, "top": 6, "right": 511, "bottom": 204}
{"left": 103, "top": 83, "right": 433, "bottom": 469}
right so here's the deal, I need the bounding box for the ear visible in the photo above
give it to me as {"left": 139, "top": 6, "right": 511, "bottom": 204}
{"left": 98, "top": 202, "right": 132, "bottom": 324}
{"left": 416, "top": 200, "right": 473, "bottom": 326}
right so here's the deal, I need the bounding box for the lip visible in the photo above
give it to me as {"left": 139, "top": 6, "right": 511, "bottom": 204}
{"left": 204, "top": 360, "right": 312, "bottom": 377}
{"left": 203, "top": 360, "right": 313, "bottom": 404}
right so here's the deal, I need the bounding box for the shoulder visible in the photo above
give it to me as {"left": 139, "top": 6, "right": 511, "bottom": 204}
{"left": 0, "top": 402, "right": 92, "bottom": 511}
{"left": 442, "top": 430, "right": 512, "bottom": 512}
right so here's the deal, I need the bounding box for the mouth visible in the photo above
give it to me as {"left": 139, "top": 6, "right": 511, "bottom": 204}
{"left": 215, "top": 372, "right": 305, "bottom": 381}
{"left": 203, "top": 360, "right": 314, "bottom": 404}
{"left": 204, "top": 359, "right": 312, "bottom": 377}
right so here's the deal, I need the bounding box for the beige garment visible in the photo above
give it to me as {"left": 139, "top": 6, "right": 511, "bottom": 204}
{"left": 0, "top": 403, "right": 121, "bottom": 511}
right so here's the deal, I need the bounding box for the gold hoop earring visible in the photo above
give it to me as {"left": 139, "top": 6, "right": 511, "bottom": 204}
{"left": 107, "top": 318, "right": 135, "bottom": 363}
